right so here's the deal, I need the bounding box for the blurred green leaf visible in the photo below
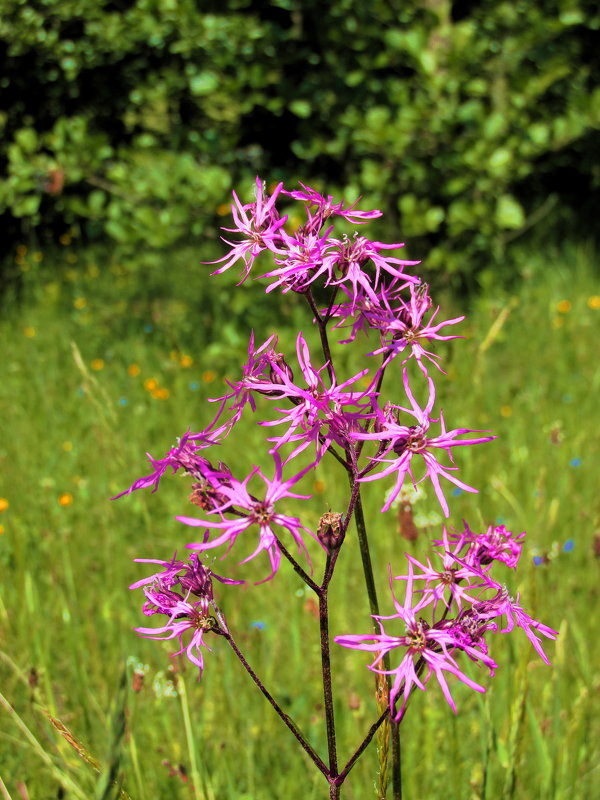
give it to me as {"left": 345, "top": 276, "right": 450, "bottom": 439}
{"left": 0, "top": 0, "right": 597, "bottom": 275}
{"left": 496, "top": 195, "right": 525, "bottom": 229}
{"left": 15, "top": 128, "right": 38, "bottom": 154}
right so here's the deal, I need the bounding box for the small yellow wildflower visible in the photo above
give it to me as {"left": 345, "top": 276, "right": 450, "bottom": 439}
{"left": 143, "top": 377, "right": 158, "bottom": 391}
{"left": 0, "top": 525, "right": 4, "bottom": 535}
{"left": 87, "top": 263, "right": 100, "bottom": 278}
{"left": 202, "top": 370, "right": 216, "bottom": 383}
{"left": 16, "top": 244, "right": 27, "bottom": 257}
{"left": 59, "top": 233, "right": 72, "bottom": 246}
{"left": 23, "top": 326, "right": 36, "bottom": 338}
{"left": 0, "top": 498, "right": 9, "bottom": 512}
{"left": 552, "top": 317, "right": 564, "bottom": 329}
{"left": 217, "top": 203, "right": 231, "bottom": 216}
{"left": 500, "top": 405, "right": 512, "bottom": 418}
{"left": 32, "top": 251, "right": 43, "bottom": 263}
{"left": 180, "top": 354, "right": 193, "bottom": 368}
{"left": 128, "top": 363, "right": 141, "bottom": 377}
{"left": 313, "top": 480, "right": 326, "bottom": 494}
{"left": 556, "top": 300, "right": 571, "bottom": 314}
{"left": 587, "top": 295, "right": 600, "bottom": 310}
{"left": 62, "top": 441, "right": 73, "bottom": 452}
{"left": 152, "top": 387, "right": 170, "bottom": 400}
{"left": 74, "top": 297, "right": 87, "bottom": 309}
{"left": 58, "top": 492, "right": 73, "bottom": 507}
{"left": 91, "top": 358, "right": 105, "bottom": 371}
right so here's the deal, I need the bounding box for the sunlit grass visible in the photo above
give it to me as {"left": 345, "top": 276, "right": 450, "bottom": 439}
{"left": 0, "top": 241, "right": 598, "bottom": 799}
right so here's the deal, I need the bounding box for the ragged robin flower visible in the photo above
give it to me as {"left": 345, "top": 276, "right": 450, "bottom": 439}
{"left": 131, "top": 554, "right": 239, "bottom": 675}
{"left": 209, "top": 177, "right": 287, "bottom": 281}
{"left": 113, "top": 427, "right": 225, "bottom": 498}
{"left": 283, "top": 182, "right": 383, "bottom": 228}
{"left": 354, "top": 370, "right": 495, "bottom": 516}
{"left": 178, "top": 453, "right": 321, "bottom": 582}
{"left": 366, "top": 282, "right": 464, "bottom": 375}
{"left": 335, "top": 563, "right": 496, "bottom": 721}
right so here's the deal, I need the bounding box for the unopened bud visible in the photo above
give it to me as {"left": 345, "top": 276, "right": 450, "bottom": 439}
{"left": 415, "top": 281, "right": 432, "bottom": 310}
{"left": 317, "top": 512, "right": 343, "bottom": 551}
{"left": 189, "top": 480, "right": 227, "bottom": 511}
{"left": 254, "top": 352, "right": 294, "bottom": 397}
{"left": 268, "top": 352, "right": 294, "bottom": 385}
{"left": 216, "top": 461, "right": 233, "bottom": 478}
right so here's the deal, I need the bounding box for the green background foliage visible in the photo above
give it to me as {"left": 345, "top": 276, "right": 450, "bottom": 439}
{"left": 1, "top": 0, "right": 599, "bottom": 274}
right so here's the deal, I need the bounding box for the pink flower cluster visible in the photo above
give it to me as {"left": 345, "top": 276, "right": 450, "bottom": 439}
{"left": 336, "top": 525, "right": 555, "bottom": 719}
{"left": 118, "top": 177, "right": 554, "bottom": 719}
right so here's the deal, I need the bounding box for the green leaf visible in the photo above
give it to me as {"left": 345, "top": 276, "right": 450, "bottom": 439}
{"left": 495, "top": 194, "right": 525, "bottom": 229}
{"left": 289, "top": 99, "right": 312, "bottom": 118}
{"left": 488, "top": 147, "right": 512, "bottom": 173}
{"left": 12, "top": 194, "right": 41, "bottom": 217}
{"left": 15, "top": 128, "right": 38, "bottom": 154}
{"left": 424, "top": 206, "right": 445, "bottom": 232}
{"left": 189, "top": 71, "right": 219, "bottom": 96}
{"left": 88, "top": 190, "right": 106, "bottom": 214}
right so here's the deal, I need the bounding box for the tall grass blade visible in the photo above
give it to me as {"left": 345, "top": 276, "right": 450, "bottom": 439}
{"left": 95, "top": 668, "right": 129, "bottom": 800}
{"left": 501, "top": 658, "right": 528, "bottom": 800}
{"left": 0, "top": 690, "right": 88, "bottom": 800}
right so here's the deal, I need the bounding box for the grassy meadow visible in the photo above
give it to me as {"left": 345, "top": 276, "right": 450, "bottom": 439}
{"left": 0, "top": 238, "right": 599, "bottom": 800}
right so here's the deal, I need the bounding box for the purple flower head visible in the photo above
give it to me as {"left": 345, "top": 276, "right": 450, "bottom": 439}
{"left": 135, "top": 599, "right": 216, "bottom": 674}
{"left": 141, "top": 582, "right": 185, "bottom": 617}
{"left": 113, "top": 428, "right": 224, "bottom": 499}
{"left": 354, "top": 370, "right": 495, "bottom": 516}
{"left": 284, "top": 182, "right": 383, "bottom": 229}
{"left": 260, "top": 226, "right": 335, "bottom": 294}
{"left": 178, "top": 453, "right": 320, "bottom": 583}
{"left": 321, "top": 235, "right": 420, "bottom": 309}
{"left": 209, "top": 177, "right": 288, "bottom": 281}
{"left": 335, "top": 564, "right": 496, "bottom": 721}
{"left": 210, "top": 331, "right": 283, "bottom": 425}
{"left": 441, "top": 608, "right": 497, "bottom": 663}
{"left": 324, "top": 280, "right": 411, "bottom": 345}
{"left": 130, "top": 553, "right": 241, "bottom": 599}
{"left": 258, "top": 332, "right": 376, "bottom": 463}
{"left": 131, "top": 553, "right": 239, "bottom": 676}
{"left": 366, "top": 282, "right": 464, "bottom": 375}
{"left": 327, "top": 284, "right": 387, "bottom": 344}
{"left": 400, "top": 527, "right": 488, "bottom": 615}
{"left": 455, "top": 559, "right": 558, "bottom": 664}
{"left": 446, "top": 521, "right": 526, "bottom": 569}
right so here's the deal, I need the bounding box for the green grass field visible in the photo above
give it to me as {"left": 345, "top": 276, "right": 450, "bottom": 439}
{"left": 1, "top": 240, "right": 598, "bottom": 799}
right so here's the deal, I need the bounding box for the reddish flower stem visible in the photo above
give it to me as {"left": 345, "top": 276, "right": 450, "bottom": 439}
{"left": 223, "top": 631, "right": 330, "bottom": 779}
{"left": 319, "top": 556, "right": 339, "bottom": 777}
{"left": 306, "top": 289, "right": 336, "bottom": 385}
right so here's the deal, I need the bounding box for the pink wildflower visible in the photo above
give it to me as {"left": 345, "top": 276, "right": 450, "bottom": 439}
{"left": 354, "top": 370, "right": 495, "bottom": 516}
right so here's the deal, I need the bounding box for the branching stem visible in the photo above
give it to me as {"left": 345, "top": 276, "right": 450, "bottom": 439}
{"left": 223, "top": 632, "right": 330, "bottom": 778}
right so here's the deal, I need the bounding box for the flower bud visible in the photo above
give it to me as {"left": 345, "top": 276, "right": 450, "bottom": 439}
{"left": 317, "top": 512, "right": 344, "bottom": 551}
{"left": 268, "top": 352, "right": 294, "bottom": 385}
{"left": 179, "top": 554, "right": 214, "bottom": 601}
